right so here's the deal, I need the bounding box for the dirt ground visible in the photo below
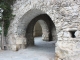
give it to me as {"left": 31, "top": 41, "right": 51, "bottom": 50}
{"left": 0, "top": 37, "right": 55, "bottom": 60}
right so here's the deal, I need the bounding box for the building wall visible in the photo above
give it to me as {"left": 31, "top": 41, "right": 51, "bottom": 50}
{"left": 6, "top": 0, "right": 80, "bottom": 60}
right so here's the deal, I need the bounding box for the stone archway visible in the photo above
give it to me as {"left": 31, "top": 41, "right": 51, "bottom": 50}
{"left": 26, "top": 14, "right": 57, "bottom": 46}
{"left": 7, "top": 9, "right": 57, "bottom": 51}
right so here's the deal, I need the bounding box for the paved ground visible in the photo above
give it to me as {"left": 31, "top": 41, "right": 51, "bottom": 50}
{"left": 0, "top": 37, "right": 55, "bottom": 60}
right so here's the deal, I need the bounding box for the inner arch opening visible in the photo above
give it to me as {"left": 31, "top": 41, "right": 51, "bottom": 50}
{"left": 33, "top": 21, "right": 42, "bottom": 37}
{"left": 34, "top": 20, "right": 50, "bottom": 41}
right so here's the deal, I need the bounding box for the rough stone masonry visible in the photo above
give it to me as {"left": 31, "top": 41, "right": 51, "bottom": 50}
{"left": 3, "top": 0, "right": 80, "bottom": 60}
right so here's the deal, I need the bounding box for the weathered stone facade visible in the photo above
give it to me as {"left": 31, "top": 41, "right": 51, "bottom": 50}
{"left": 4, "top": 0, "right": 80, "bottom": 60}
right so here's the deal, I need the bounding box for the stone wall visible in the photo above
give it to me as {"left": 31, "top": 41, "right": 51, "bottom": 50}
{"left": 6, "top": 0, "right": 80, "bottom": 60}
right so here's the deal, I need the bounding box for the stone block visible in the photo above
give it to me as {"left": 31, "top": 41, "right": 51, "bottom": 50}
{"left": 16, "top": 39, "right": 23, "bottom": 44}
{"left": 75, "top": 31, "right": 80, "bottom": 38}
{"left": 0, "top": 47, "right": 1, "bottom": 50}
{"left": 20, "top": 44, "right": 26, "bottom": 49}
{"left": 63, "top": 32, "right": 70, "bottom": 38}
{"left": 11, "top": 45, "right": 17, "bottom": 51}
{"left": 23, "top": 39, "right": 27, "bottom": 44}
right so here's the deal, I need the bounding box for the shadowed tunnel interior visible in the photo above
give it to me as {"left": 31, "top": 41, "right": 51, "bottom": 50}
{"left": 26, "top": 14, "right": 57, "bottom": 46}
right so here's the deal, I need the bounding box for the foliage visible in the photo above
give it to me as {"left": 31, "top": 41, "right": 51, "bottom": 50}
{"left": 0, "top": 30, "right": 1, "bottom": 34}
{"left": 0, "top": 0, "right": 16, "bottom": 36}
{"left": 0, "top": 22, "right": 2, "bottom": 34}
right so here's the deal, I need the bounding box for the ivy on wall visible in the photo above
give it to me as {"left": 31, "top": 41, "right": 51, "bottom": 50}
{"left": 0, "top": 0, "right": 16, "bottom": 36}
{"left": 0, "top": 22, "right": 2, "bottom": 34}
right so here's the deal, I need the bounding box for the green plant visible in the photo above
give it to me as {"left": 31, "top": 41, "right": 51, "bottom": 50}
{"left": 0, "top": 30, "right": 2, "bottom": 35}
{"left": 0, "top": 22, "right": 2, "bottom": 34}
{"left": 0, "top": 0, "right": 16, "bottom": 36}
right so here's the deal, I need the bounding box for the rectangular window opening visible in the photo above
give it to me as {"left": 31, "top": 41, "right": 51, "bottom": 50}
{"left": 69, "top": 30, "right": 76, "bottom": 38}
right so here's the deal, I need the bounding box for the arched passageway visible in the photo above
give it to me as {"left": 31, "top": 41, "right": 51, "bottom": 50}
{"left": 7, "top": 9, "right": 57, "bottom": 51}
{"left": 26, "top": 14, "right": 57, "bottom": 46}
{"left": 26, "top": 17, "right": 56, "bottom": 59}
